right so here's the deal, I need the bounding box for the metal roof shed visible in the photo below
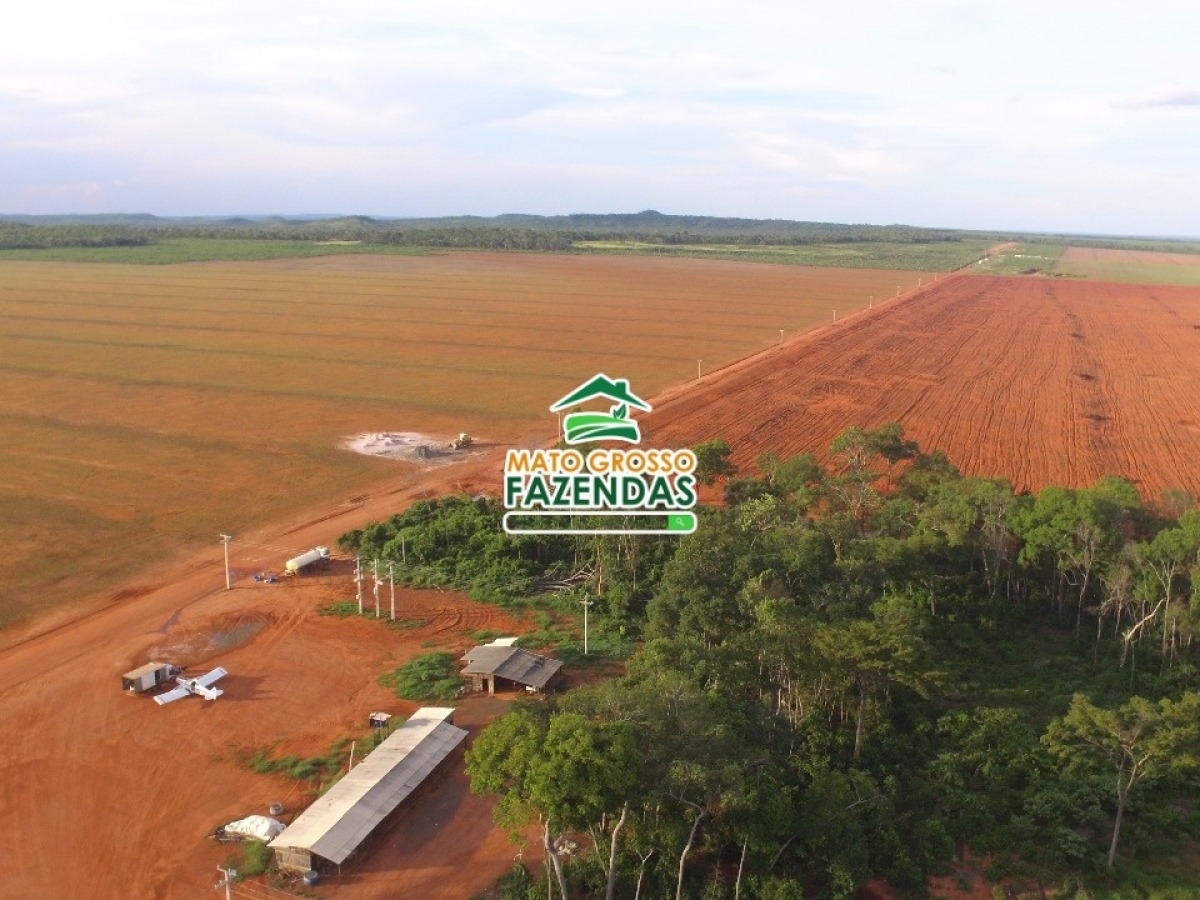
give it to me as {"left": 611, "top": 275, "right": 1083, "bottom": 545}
{"left": 269, "top": 707, "right": 467, "bottom": 872}
{"left": 460, "top": 645, "right": 563, "bottom": 693}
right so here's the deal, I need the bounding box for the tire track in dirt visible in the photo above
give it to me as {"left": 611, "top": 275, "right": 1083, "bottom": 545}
{"left": 645, "top": 274, "right": 1200, "bottom": 502}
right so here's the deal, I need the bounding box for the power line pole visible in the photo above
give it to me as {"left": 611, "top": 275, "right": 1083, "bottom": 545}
{"left": 580, "top": 598, "right": 594, "bottom": 656}
{"left": 373, "top": 559, "right": 380, "bottom": 618}
{"left": 389, "top": 562, "right": 396, "bottom": 621}
{"left": 216, "top": 864, "right": 236, "bottom": 900}
{"left": 355, "top": 556, "right": 363, "bottom": 615}
{"left": 220, "top": 534, "right": 233, "bottom": 590}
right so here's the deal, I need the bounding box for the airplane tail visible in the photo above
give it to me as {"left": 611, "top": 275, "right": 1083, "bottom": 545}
{"left": 196, "top": 686, "right": 224, "bottom": 701}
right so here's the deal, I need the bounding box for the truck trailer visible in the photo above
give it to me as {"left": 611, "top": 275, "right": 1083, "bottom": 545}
{"left": 284, "top": 546, "right": 331, "bottom": 575}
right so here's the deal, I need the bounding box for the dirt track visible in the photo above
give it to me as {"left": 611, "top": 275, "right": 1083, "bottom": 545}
{"left": 5, "top": 267, "right": 1200, "bottom": 898}
{"left": 0, "top": 458, "right": 521, "bottom": 900}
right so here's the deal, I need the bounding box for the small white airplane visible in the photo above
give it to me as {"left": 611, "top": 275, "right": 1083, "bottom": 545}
{"left": 154, "top": 667, "right": 229, "bottom": 705}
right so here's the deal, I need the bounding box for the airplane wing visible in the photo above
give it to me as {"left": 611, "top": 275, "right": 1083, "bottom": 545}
{"left": 195, "top": 666, "right": 228, "bottom": 688}
{"left": 154, "top": 686, "right": 192, "bottom": 706}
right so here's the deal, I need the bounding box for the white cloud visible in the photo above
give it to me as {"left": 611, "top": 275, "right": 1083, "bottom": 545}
{"left": 1113, "top": 84, "right": 1200, "bottom": 109}
{"left": 1, "top": 1, "right": 1199, "bottom": 232}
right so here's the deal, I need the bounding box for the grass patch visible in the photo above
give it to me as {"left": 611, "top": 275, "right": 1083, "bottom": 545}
{"left": 317, "top": 600, "right": 428, "bottom": 629}
{"left": 971, "top": 243, "right": 1066, "bottom": 276}
{"left": 1051, "top": 248, "right": 1200, "bottom": 287}
{"left": 318, "top": 600, "right": 362, "bottom": 617}
{"left": 245, "top": 737, "right": 352, "bottom": 783}
{"left": 377, "top": 651, "right": 462, "bottom": 702}
{"left": 226, "top": 840, "right": 272, "bottom": 879}
{"left": 471, "top": 628, "right": 507, "bottom": 642}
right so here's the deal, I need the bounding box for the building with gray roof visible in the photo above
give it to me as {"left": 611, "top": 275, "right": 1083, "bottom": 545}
{"left": 460, "top": 642, "right": 563, "bottom": 694}
{"left": 269, "top": 707, "right": 466, "bottom": 873}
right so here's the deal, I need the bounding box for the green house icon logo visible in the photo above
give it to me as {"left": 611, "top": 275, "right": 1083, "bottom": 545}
{"left": 550, "top": 374, "right": 652, "bottom": 445}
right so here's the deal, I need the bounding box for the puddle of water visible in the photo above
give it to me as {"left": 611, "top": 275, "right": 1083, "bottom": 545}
{"left": 211, "top": 620, "right": 265, "bottom": 650}
{"left": 150, "top": 616, "right": 267, "bottom": 663}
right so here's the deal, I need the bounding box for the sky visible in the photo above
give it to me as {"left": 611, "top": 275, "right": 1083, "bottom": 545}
{"left": 2, "top": 1, "right": 1198, "bottom": 235}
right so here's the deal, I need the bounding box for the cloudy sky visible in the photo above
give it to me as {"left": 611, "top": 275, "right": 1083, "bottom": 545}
{"left": 3, "top": 1, "right": 1198, "bottom": 235}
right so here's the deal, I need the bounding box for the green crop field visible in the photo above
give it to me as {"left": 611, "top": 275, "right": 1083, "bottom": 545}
{"left": 573, "top": 239, "right": 992, "bottom": 271}
{"left": 0, "top": 252, "right": 933, "bottom": 628}
{"left": 1053, "top": 246, "right": 1200, "bottom": 286}
{"left": 0, "top": 238, "right": 427, "bottom": 265}
{"left": 972, "top": 243, "right": 1200, "bottom": 286}
{"left": 971, "top": 243, "right": 1065, "bottom": 275}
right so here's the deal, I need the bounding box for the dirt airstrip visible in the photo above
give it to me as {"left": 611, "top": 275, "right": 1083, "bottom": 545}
{"left": 5, "top": 266, "right": 1200, "bottom": 898}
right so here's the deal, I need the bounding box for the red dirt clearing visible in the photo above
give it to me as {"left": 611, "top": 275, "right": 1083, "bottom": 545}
{"left": 645, "top": 272, "right": 1200, "bottom": 501}
{"left": 0, "top": 459, "right": 523, "bottom": 900}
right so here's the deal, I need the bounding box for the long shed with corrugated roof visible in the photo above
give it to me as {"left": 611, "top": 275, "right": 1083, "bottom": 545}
{"left": 269, "top": 707, "right": 467, "bottom": 873}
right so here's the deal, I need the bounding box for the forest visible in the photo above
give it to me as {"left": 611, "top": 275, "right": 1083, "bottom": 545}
{"left": 343, "top": 425, "right": 1200, "bottom": 899}
{"left": 5, "top": 213, "right": 1200, "bottom": 259}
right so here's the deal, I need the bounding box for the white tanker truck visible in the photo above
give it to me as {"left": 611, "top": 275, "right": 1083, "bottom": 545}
{"left": 284, "top": 546, "right": 330, "bottom": 575}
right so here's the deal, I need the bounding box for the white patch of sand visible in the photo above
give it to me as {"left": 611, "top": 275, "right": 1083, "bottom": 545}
{"left": 341, "top": 431, "right": 480, "bottom": 465}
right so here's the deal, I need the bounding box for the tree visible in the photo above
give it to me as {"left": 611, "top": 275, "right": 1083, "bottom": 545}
{"left": 693, "top": 438, "right": 737, "bottom": 486}
{"left": 811, "top": 619, "right": 939, "bottom": 759}
{"left": 1043, "top": 692, "right": 1200, "bottom": 867}
{"left": 866, "top": 422, "right": 919, "bottom": 489}
{"left": 466, "top": 705, "right": 640, "bottom": 899}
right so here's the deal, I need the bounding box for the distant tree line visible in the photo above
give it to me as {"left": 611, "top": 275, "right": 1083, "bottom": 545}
{"left": 6, "top": 212, "right": 1198, "bottom": 258}
{"left": 0, "top": 212, "right": 979, "bottom": 253}
{"left": 0, "top": 222, "right": 151, "bottom": 249}
{"left": 4, "top": 212, "right": 1198, "bottom": 256}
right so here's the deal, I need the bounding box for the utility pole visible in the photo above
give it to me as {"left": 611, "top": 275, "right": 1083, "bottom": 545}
{"left": 580, "top": 598, "right": 594, "bottom": 655}
{"left": 355, "top": 557, "right": 363, "bottom": 615}
{"left": 216, "top": 864, "right": 236, "bottom": 900}
{"left": 778, "top": 328, "right": 784, "bottom": 345}
{"left": 696, "top": 359, "right": 702, "bottom": 380}
{"left": 389, "top": 561, "right": 396, "bottom": 621}
{"left": 220, "top": 534, "right": 232, "bottom": 590}
{"left": 373, "top": 559, "right": 380, "bottom": 618}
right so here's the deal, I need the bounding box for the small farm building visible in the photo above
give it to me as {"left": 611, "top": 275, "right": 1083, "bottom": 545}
{"left": 121, "top": 662, "right": 180, "bottom": 693}
{"left": 460, "top": 642, "right": 563, "bottom": 694}
{"left": 268, "top": 707, "right": 467, "bottom": 873}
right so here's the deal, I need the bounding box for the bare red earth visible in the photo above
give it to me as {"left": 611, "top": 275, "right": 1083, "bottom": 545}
{"left": 0, "top": 458, "right": 522, "bottom": 900}
{"left": 647, "top": 273, "right": 1200, "bottom": 502}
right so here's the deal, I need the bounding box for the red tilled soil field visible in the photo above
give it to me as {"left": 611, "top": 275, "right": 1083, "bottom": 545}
{"left": 646, "top": 272, "right": 1200, "bottom": 502}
